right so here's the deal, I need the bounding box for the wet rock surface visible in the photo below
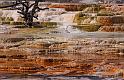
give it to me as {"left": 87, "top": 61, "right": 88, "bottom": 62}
{"left": 0, "top": 36, "right": 124, "bottom": 79}
{"left": 0, "top": 25, "right": 123, "bottom": 79}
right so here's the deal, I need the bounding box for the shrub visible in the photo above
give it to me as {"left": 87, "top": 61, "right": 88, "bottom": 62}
{"left": 1, "top": 22, "right": 10, "bottom": 24}
{"left": 13, "top": 22, "right": 57, "bottom": 28}
{"left": 0, "top": 17, "right": 6, "bottom": 22}
{"left": 10, "top": 21, "right": 24, "bottom": 25}
{"left": 40, "top": 22, "right": 57, "bottom": 28}
{"left": 5, "top": 17, "right": 14, "bottom": 22}
{"left": 0, "top": 17, "right": 13, "bottom": 24}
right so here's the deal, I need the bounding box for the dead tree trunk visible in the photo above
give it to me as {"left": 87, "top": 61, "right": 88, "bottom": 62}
{"left": 16, "top": 0, "right": 47, "bottom": 27}
{"left": 0, "top": 0, "right": 48, "bottom": 27}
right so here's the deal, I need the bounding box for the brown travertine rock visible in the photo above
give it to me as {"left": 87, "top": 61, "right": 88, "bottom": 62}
{"left": 98, "top": 25, "right": 124, "bottom": 32}
{"left": 0, "top": 38, "right": 124, "bottom": 78}
{"left": 97, "top": 16, "right": 113, "bottom": 26}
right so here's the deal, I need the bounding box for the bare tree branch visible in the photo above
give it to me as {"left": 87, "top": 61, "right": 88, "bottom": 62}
{"left": 0, "top": 0, "right": 48, "bottom": 27}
